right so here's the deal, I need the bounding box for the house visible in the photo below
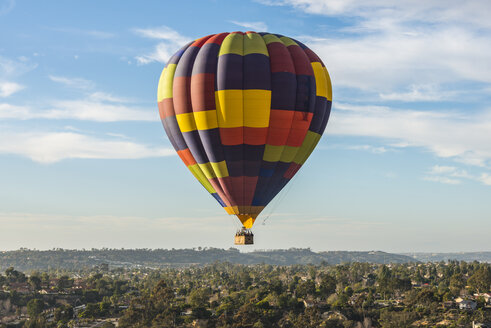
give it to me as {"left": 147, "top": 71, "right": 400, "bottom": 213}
{"left": 7, "top": 282, "right": 30, "bottom": 294}
{"left": 303, "top": 299, "right": 315, "bottom": 308}
{"left": 455, "top": 297, "right": 465, "bottom": 304}
{"left": 474, "top": 293, "right": 491, "bottom": 304}
{"left": 181, "top": 309, "right": 193, "bottom": 316}
{"left": 459, "top": 300, "right": 477, "bottom": 311}
{"left": 472, "top": 322, "right": 489, "bottom": 328}
{"left": 192, "top": 319, "right": 209, "bottom": 328}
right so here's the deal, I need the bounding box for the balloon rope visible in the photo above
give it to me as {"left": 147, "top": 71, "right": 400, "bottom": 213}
{"left": 260, "top": 168, "right": 302, "bottom": 226}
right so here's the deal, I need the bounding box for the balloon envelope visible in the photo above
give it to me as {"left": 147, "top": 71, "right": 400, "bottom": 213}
{"left": 157, "top": 32, "right": 332, "bottom": 228}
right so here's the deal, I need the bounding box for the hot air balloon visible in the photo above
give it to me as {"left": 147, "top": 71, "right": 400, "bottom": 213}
{"left": 157, "top": 32, "right": 332, "bottom": 244}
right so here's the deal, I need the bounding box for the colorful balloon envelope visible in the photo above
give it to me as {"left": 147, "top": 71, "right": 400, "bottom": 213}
{"left": 157, "top": 32, "right": 332, "bottom": 229}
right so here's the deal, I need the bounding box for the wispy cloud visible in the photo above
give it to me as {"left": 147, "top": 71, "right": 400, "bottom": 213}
{"left": 1, "top": 76, "right": 155, "bottom": 122}
{"left": 306, "top": 28, "right": 491, "bottom": 92}
{"left": 49, "top": 75, "right": 94, "bottom": 90}
{"left": 346, "top": 144, "right": 389, "bottom": 154}
{"left": 330, "top": 103, "right": 491, "bottom": 168}
{"left": 133, "top": 26, "right": 191, "bottom": 64}
{"left": 257, "top": 0, "right": 491, "bottom": 29}
{"left": 423, "top": 165, "right": 490, "bottom": 186}
{"left": 230, "top": 20, "right": 268, "bottom": 31}
{"left": 0, "top": 81, "right": 23, "bottom": 97}
{"left": 379, "top": 84, "right": 459, "bottom": 102}
{"left": 88, "top": 92, "right": 130, "bottom": 103}
{"left": 0, "top": 55, "right": 37, "bottom": 77}
{"left": 0, "top": 0, "right": 15, "bottom": 15}
{"left": 0, "top": 131, "right": 174, "bottom": 163}
{"left": 423, "top": 175, "right": 461, "bottom": 185}
{"left": 0, "top": 100, "right": 156, "bottom": 122}
{"left": 429, "top": 165, "right": 460, "bottom": 175}
{"left": 257, "top": 1, "right": 491, "bottom": 97}
{"left": 479, "top": 173, "right": 491, "bottom": 186}
{"left": 133, "top": 25, "right": 188, "bottom": 42}
{"left": 46, "top": 99, "right": 156, "bottom": 121}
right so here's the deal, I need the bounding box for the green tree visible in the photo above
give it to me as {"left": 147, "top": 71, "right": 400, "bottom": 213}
{"left": 379, "top": 310, "right": 417, "bottom": 328}
{"left": 28, "top": 275, "right": 41, "bottom": 291}
{"left": 468, "top": 266, "right": 491, "bottom": 293}
{"left": 5, "top": 267, "right": 26, "bottom": 283}
{"left": 27, "top": 299, "right": 44, "bottom": 318}
{"left": 319, "top": 273, "right": 336, "bottom": 298}
{"left": 295, "top": 280, "right": 316, "bottom": 299}
{"left": 189, "top": 287, "right": 211, "bottom": 308}
{"left": 377, "top": 265, "right": 392, "bottom": 299}
{"left": 57, "top": 275, "right": 73, "bottom": 291}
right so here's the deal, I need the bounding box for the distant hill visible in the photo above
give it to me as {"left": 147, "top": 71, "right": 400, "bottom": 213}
{"left": 402, "top": 252, "right": 491, "bottom": 263}
{"left": 0, "top": 248, "right": 417, "bottom": 271}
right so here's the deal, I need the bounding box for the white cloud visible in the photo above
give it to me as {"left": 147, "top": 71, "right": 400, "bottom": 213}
{"left": 423, "top": 175, "right": 461, "bottom": 185}
{"left": 1, "top": 78, "right": 155, "bottom": 122}
{"left": 479, "top": 173, "right": 491, "bottom": 186}
{"left": 0, "top": 82, "right": 23, "bottom": 97}
{"left": 379, "top": 84, "right": 458, "bottom": 102}
{"left": 49, "top": 75, "right": 94, "bottom": 90}
{"left": 0, "top": 103, "right": 31, "bottom": 119}
{"left": 347, "top": 144, "right": 388, "bottom": 154}
{"left": 423, "top": 165, "right": 490, "bottom": 186}
{"left": 230, "top": 20, "right": 268, "bottom": 31}
{"left": 0, "top": 55, "right": 37, "bottom": 77}
{"left": 88, "top": 92, "right": 129, "bottom": 103}
{"left": 258, "top": 0, "right": 491, "bottom": 29}
{"left": 135, "top": 42, "right": 183, "bottom": 65}
{"left": 306, "top": 27, "right": 491, "bottom": 92}
{"left": 0, "top": 131, "right": 174, "bottom": 163}
{"left": 429, "top": 165, "right": 458, "bottom": 174}
{"left": 133, "top": 26, "right": 191, "bottom": 64}
{"left": 133, "top": 26, "right": 189, "bottom": 42}
{"left": 330, "top": 103, "right": 491, "bottom": 168}
{"left": 45, "top": 99, "right": 157, "bottom": 121}
{"left": 258, "top": 1, "right": 491, "bottom": 95}
{"left": 0, "top": 99, "right": 156, "bottom": 122}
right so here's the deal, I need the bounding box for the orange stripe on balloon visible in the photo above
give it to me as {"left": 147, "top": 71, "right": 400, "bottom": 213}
{"left": 177, "top": 148, "right": 197, "bottom": 166}
{"left": 219, "top": 127, "right": 243, "bottom": 145}
{"left": 286, "top": 112, "right": 313, "bottom": 147}
{"left": 205, "top": 32, "right": 229, "bottom": 45}
{"left": 173, "top": 76, "right": 193, "bottom": 115}
{"left": 244, "top": 127, "right": 268, "bottom": 145}
{"left": 159, "top": 98, "right": 175, "bottom": 119}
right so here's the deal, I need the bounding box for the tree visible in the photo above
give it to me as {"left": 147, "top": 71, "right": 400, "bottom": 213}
{"left": 377, "top": 265, "right": 392, "bottom": 299}
{"left": 24, "top": 316, "right": 48, "bottom": 328}
{"left": 5, "top": 267, "right": 26, "bottom": 283}
{"left": 468, "top": 266, "right": 491, "bottom": 293}
{"left": 295, "top": 280, "right": 316, "bottom": 299}
{"left": 27, "top": 299, "right": 44, "bottom": 318}
{"left": 449, "top": 273, "right": 465, "bottom": 295}
{"left": 319, "top": 273, "right": 336, "bottom": 298}
{"left": 189, "top": 287, "right": 211, "bottom": 308}
{"left": 379, "top": 310, "right": 417, "bottom": 328}
{"left": 28, "top": 275, "right": 41, "bottom": 291}
{"left": 54, "top": 305, "right": 74, "bottom": 323}
{"left": 57, "top": 275, "right": 73, "bottom": 291}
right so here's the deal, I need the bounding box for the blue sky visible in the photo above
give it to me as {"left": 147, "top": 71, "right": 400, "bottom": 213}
{"left": 1, "top": 0, "right": 490, "bottom": 252}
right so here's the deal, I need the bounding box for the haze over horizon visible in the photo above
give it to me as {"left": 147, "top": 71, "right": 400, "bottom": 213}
{"left": 1, "top": 0, "right": 490, "bottom": 252}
